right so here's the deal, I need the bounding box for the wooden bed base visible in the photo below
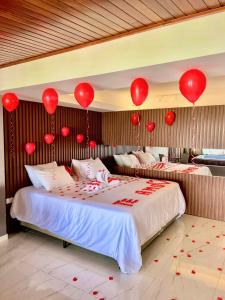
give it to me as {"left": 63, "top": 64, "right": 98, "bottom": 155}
{"left": 21, "top": 214, "right": 179, "bottom": 253}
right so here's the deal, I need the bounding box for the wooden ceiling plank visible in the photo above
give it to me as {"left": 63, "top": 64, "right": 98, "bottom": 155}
{"left": 24, "top": 0, "right": 105, "bottom": 38}
{"left": 62, "top": 0, "right": 124, "bottom": 33}
{"left": 0, "top": 7, "right": 86, "bottom": 46}
{"left": 0, "top": 21, "right": 76, "bottom": 50}
{"left": 156, "top": 0, "right": 185, "bottom": 17}
{"left": 107, "top": 0, "right": 152, "bottom": 25}
{"left": 187, "top": 0, "right": 208, "bottom": 11}
{"left": 0, "top": 28, "right": 65, "bottom": 52}
{"left": 123, "top": 0, "right": 162, "bottom": 22}
{"left": 203, "top": 0, "right": 221, "bottom": 8}
{"left": 2, "top": 0, "right": 90, "bottom": 43}
{"left": 0, "top": 30, "right": 61, "bottom": 52}
{"left": 0, "top": 42, "right": 50, "bottom": 57}
{"left": 42, "top": 0, "right": 116, "bottom": 36}
{"left": 0, "top": 13, "right": 76, "bottom": 48}
{"left": 171, "top": 0, "right": 196, "bottom": 14}
{"left": 140, "top": 0, "right": 174, "bottom": 20}
{"left": 78, "top": 0, "right": 138, "bottom": 29}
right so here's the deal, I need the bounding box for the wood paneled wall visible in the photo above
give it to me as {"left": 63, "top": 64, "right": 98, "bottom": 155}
{"left": 3, "top": 100, "right": 114, "bottom": 199}
{"left": 114, "top": 166, "right": 225, "bottom": 222}
{"left": 102, "top": 105, "right": 225, "bottom": 148}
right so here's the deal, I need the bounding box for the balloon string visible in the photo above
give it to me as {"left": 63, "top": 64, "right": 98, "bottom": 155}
{"left": 86, "top": 109, "right": 90, "bottom": 159}
{"left": 51, "top": 114, "right": 55, "bottom": 161}
{"left": 135, "top": 116, "right": 141, "bottom": 178}
{"left": 191, "top": 104, "right": 196, "bottom": 164}
{"left": 9, "top": 112, "right": 15, "bottom": 158}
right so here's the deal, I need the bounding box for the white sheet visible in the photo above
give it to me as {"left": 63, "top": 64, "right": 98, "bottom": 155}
{"left": 139, "top": 162, "right": 212, "bottom": 176}
{"left": 11, "top": 175, "right": 185, "bottom": 274}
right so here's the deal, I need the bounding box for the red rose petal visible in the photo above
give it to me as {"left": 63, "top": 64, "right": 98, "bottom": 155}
{"left": 217, "top": 297, "right": 223, "bottom": 300}
{"left": 212, "top": 225, "right": 215, "bottom": 228}
{"left": 180, "top": 249, "right": 184, "bottom": 253}
{"left": 72, "top": 277, "right": 78, "bottom": 282}
{"left": 109, "top": 276, "right": 114, "bottom": 280}
{"left": 176, "top": 272, "right": 181, "bottom": 276}
{"left": 192, "top": 240, "right": 196, "bottom": 243}
{"left": 217, "top": 267, "right": 223, "bottom": 272}
{"left": 99, "top": 298, "right": 105, "bottom": 300}
{"left": 191, "top": 270, "right": 196, "bottom": 274}
{"left": 166, "top": 238, "right": 170, "bottom": 241}
{"left": 187, "top": 254, "right": 192, "bottom": 258}
{"left": 185, "top": 234, "right": 189, "bottom": 237}
{"left": 192, "top": 225, "right": 195, "bottom": 228}
{"left": 216, "top": 235, "right": 220, "bottom": 239}
{"left": 223, "top": 248, "right": 225, "bottom": 250}
{"left": 206, "top": 241, "right": 210, "bottom": 244}
{"left": 173, "top": 255, "right": 178, "bottom": 259}
{"left": 199, "top": 249, "right": 203, "bottom": 253}
{"left": 154, "top": 259, "right": 159, "bottom": 263}
{"left": 93, "top": 291, "right": 98, "bottom": 295}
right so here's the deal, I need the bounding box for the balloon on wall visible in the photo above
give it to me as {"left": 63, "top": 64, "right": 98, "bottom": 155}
{"left": 42, "top": 88, "right": 58, "bottom": 114}
{"left": 61, "top": 127, "right": 70, "bottom": 137}
{"left": 89, "top": 140, "right": 96, "bottom": 149}
{"left": 25, "top": 142, "right": 36, "bottom": 155}
{"left": 76, "top": 133, "right": 84, "bottom": 144}
{"left": 165, "top": 111, "right": 176, "bottom": 126}
{"left": 2, "top": 93, "right": 19, "bottom": 112}
{"left": 130, "top": 78, "right": 149, "bottom": 106}
{"left": 131, "top": 113, "right": 140, "bottom": 126}
{"left": 146, "top": 121, "right": 155, "bottom": 133}
{"left": 179, "top": 69, "right": 206, "bottom": 104}
{"left": 44, "top": 134, "right": 55, "bottom": 145}
{"left": 74, "top": 83, "right": 94, "bottom": 109}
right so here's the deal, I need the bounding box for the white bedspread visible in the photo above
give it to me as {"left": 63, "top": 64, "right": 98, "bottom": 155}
{"left": 11, "top": 175, "right": 185, "bottom": 273}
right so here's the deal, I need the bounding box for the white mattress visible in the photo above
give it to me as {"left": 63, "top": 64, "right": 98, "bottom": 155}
{"left": 11, "top": 175, "right": 185, "bottom": 273}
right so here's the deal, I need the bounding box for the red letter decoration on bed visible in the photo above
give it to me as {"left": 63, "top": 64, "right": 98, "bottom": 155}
{"left": 135, "top": 180, "right": 171, "bottom": 196}
{"left": 112, "top": 199, "right": 139, "bottom": 207}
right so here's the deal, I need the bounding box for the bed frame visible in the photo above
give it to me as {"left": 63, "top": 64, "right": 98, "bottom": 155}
{"left": 20, "top": 214, "right": 179, "bottom": 252}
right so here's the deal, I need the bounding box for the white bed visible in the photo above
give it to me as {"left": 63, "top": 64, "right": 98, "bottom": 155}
{"left": 11, "top": 174, "right": 185, "bottom": 274}
{"left": 138, "top": 162, "right": 212, "bottom": 176}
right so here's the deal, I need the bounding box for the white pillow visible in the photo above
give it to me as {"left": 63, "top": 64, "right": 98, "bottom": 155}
{"left": 33, "top": 166, "right": 74, "bottom": 192}
{"left": 128, "top": 154, "right": 141, "bottom": 168}
{"left": 25, "top": 161, "right": 58, "bottom": 188}
{"left": 134, "top": 152, "right": 156, "bottom": 165}
{"left": 93, "top": 157, "right": 110, "bottom": 175}
{"left": 80, "top": 157, "right": 110, "bottom": 180}
{"left": 71, "top": 158, "right": 93, "bottom": 178}
{"left": 113, "top": 154, "right": 124, "bottom": 167}
{"left": 145, "top": 147, "right": 169, "bottom": 162}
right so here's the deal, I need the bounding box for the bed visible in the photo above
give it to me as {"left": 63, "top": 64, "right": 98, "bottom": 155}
{"left": 137, "top": 162, "right": 212, "bottom": 176}
{"left": 192, "top": 154, "right": 225, "bottom": 166}
{"left": 11, "top": 174, "right": 185, "bottom": 274}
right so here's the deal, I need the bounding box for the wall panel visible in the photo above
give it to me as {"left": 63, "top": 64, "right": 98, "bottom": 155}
{"left": 102, "top": 105, "right": 225, "bottom": 148}
{"left": 3, "top": 100, "right": 113, "bottom": 200}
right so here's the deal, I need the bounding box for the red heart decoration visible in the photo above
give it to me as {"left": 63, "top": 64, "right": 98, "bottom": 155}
{"left": 76, "top": 133, "right": 84, "bottom": 144}
{"left": 146, "top": 121, "right": 155, "bottom": 133}
{"left": 44, "top": 134, "right": 54, "bottom": 145}
{"left": 61, "top": 127, "right": 70, "bottom": 137}
{"left": 89, "top": 140, "right": 96, "bottom": 149}
{"left": 25, "top": 142, "right": 36, "bottom": 155}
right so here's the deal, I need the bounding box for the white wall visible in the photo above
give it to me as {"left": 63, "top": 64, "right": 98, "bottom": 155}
{"left": 0, "top": 104, "right": 6, "bottom": 236}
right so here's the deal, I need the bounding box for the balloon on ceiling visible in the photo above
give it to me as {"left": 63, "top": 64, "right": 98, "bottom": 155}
{"left": 2, "top": 93, "right": 19, "bottom": 112}
{"left": 146, "top": 121, "right": 155, "bottom": 133}
{"left": 131, "top": 113, "right": 140, "bottom": 126}
{"left": 61, "top": 127, "right": 70, "bottom": 137}
{"left": 130, "top": 78, "right": 149, "bottom": 106}
{"left": 42, "top": 88, "right": 58, "bottom": 114}
{"left": 179, "top": 69, "right": 206, "bottom": 104}
{"left": 44, "top": 134, "right": 55, "bottom": 145}
{"left": 25, "top": 142, "right": 36, "bottom": 155}
{"left": 76, "top": 133, "right": 84, "bottom": 144}
{"left": 74, "top": 83, "right": 94, "bottom": 109}
{"left": 165, "top": 111, "right": 176, "bottom": 126}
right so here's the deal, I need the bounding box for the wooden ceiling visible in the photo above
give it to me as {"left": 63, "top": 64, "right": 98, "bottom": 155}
{"left": 1, "top": 0, "right": 225, "bottom": 68}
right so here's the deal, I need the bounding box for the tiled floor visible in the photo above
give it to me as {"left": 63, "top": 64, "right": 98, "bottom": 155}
{"left": 0, "top": 214, "right": 225, "bottom": 300}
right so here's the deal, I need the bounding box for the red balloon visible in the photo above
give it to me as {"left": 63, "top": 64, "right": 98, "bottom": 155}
{"left": 25, "top": 142, "right": 36, "bottom": 155}
{"left": 165, "top": 111, "right": 176, "bottom": 126}
{"left": 61, "top": 127, "right": 70, "bottom": 137}
{"left": 42, "top": 88, "right": 58, "bottom": 114}
{"left": 146, "top": 121, "right": 155, "bottom": 133}
{"left": 74, "top": 83, "right": 94, "bottom": 109}
{"left": 76, "top": 133, "right": 84, "bottom": 144}
{"left": 131, "top": 113, "right": 140, "bottom": 126}
{"left": 2, "top": 93, "right": 19, "bottom": 112}
{"left": 89, "top": 140, "right": 96, "bottom": 149}
{"left": 130, "top": 78, "right": 148, "bottom": 106}
{"left": 179, "top": 69, "right": 206, "bottom": 104}
{"left": 44, "top": 134, "right": 54, "bottom": 145}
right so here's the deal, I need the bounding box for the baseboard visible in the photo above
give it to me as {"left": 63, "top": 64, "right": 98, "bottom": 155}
{"left": 0, "top": 234, "right": 8, "bottom": 242}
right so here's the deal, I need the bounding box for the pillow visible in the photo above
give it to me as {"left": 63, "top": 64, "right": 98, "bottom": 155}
{"left": 25, "top": 161, "right": 58, "bottom": 188}
{"left": 134, "top": 152, "right": 156, "bottom": 165}
{"left": 113, "top": 154, "right": 124, "bottom": 167}
{"left": 145, "top": 147, "right": 169, "bottom": 162}
{"left": 71, "top": 158, "right": 93, "bottom": 178}
{"left": 93, "top": 157, "right": 110, "bottom": 175}
{"left": 128, "top": 154, "right": 141, "bottom": 168}
{"left": 33, "top": 166, "right": 74, "bottom": 192}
